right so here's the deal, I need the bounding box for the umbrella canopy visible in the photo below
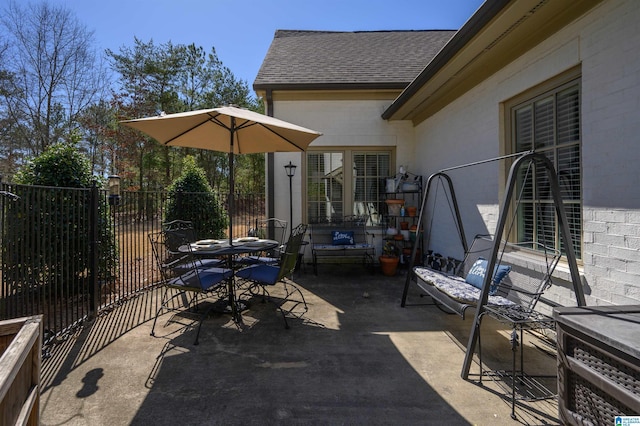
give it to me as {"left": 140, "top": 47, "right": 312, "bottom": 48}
{"left": 121, "top": 106, "right": 322, "bottom": 242}
{"left": 121, "top": 106, "right": 322, "bottom": 154}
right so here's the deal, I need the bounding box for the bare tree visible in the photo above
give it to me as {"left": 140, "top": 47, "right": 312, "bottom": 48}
{"left": 0, "top": 0, "right": 107, "bottom": 160}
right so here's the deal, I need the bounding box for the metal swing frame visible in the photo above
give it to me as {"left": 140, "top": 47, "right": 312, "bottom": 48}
{"left": 400, "top": 152, "right": 587, "bottom": 409}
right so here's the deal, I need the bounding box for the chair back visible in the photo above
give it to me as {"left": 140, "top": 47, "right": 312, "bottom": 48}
{"left": 150, "top": 229, "right": 225, "bottom": 292}
{"left": 149, "top": 231, "right": 175, "bottom": 282}
{"left": 276, "top": 223, "right": 307, "bottom": 281}
{"left": 163, "top": 220, "right": 196, "bottom": 254}
{"left": 248, "top": 218, "right": 288, "bottom": 245}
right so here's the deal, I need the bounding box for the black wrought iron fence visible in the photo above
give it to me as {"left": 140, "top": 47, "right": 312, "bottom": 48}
{"left": 0, "top": 182, "right": 264, "bottom": 344}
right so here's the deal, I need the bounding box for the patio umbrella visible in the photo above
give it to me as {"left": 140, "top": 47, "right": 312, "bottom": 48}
{"left": 121, "top": 106, "right": 322, "bottom": 243}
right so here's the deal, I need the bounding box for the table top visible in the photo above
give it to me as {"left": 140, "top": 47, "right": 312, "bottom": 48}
{"left": 180, "top": 238, "right": 280, "bottom": 256}
{"left": 553, "top": 305, "right": 640, "bottom": 358}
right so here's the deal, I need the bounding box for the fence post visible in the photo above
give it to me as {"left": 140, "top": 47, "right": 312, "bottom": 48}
{"left": 88, "top": 182, "right": 99, "bottom": 316}
{"left": 176, "top": 189, "right": 183, "bottom": 215}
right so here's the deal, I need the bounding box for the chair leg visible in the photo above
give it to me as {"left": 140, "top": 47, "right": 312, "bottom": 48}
{"left": 151, "top": 287, "right": 172, "bottom": 337}
{"left": 193, "top": 305, "right": 216, "bottom": 345}
{"left": 365, "top": 252, "right": 375, "bottom": 274}
{"left": 282, "top": 280, "right": 308, "bottom": 312}
{"left": 256, "top": 285, "right": 289, "bottom": 328}
{"left": 477, "top": 319, "right": 483, "bottom": 384}
{"left": 278, "top": 307, "right": 290, "bottom": 329}
{"left": 151, "top": 287, "right": 202, "bottom": 341}
{"left": 313, "top": 253, "right": 318, "bottom": 275}
{"left": 510, "top": 328, "right": 519, "bottom": 420}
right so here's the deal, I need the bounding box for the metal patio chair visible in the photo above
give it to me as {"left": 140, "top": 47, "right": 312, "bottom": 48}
{"left": 162, "top": 220, "right": 224, "bottom": 270}
{"left": 235, "top": 223, "right": 308, "bottom": 328}
{"left": 149, "top": 230, "right": 232, "bottom": 345}
{"left": 238, "top": 217, "right": 288, "bottom": 265}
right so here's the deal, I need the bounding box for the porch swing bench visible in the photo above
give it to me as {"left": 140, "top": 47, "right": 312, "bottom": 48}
{"left": 413, "top": 234, "right": 562, "bottom": 322}
{"left": 401, "top": 151, "right": 587, "bottom": 420}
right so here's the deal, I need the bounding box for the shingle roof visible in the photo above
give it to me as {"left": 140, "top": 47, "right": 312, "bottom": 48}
{"left": 253, "top": 30, "right": 456, "bottom": 90}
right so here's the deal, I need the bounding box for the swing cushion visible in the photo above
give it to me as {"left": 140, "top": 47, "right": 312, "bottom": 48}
{"left": 465, "top": 258, "right": 511, "bottom": 295}
{"left": 414, "top": 267, "right": 516, "bottom": 306}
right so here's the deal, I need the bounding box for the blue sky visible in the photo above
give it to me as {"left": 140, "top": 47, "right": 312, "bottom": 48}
{"left": 18, "top": 0, "right": 484, "bottom": 88}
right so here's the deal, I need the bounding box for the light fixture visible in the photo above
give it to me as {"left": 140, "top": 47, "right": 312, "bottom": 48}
{"left": 284, "top": 161, "right": 297, "bottom": 233}
{"left": 284, "top": 161, "right": 297, "bottom": 178}
{"left": 108, "top": 175, "right": 121, "bottom": 205}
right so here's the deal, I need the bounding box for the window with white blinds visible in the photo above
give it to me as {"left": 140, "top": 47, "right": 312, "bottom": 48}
{"left": 307, "top": 150, "right": 391, "bottom": 225}
{"left": 307, "top": 152, "right": 345, "bottom": 223}
{"left": 512, "top": 79, "right": 582, "bottom": 258}
{"left": 353, "top": 152, "right": 390, "bottom": 225}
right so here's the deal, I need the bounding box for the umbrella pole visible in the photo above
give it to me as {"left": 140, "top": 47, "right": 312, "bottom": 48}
{"left": 228, "top": 119, "right": 236, "bottom": 245}
{"left": 229, "top": 153, "right": 234, "bottom": 244}
{"left": 227, "top": 123, "right": 239, "bottom": 322}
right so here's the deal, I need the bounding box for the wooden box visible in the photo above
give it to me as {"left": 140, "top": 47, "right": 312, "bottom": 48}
{"left": 0, "top": 316, "right": 42, "bottom": 426}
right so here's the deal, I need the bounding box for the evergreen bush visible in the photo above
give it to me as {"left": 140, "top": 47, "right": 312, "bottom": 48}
{"left": 164, "top": 156, "right": 227, "bottom": 239}
{"left": 7, "top": 143, "right": 118, "bottom": 295}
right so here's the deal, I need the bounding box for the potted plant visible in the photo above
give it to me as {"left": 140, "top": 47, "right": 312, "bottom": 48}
{"left": 379, "top": 241, "right": 400, "bottom": 276}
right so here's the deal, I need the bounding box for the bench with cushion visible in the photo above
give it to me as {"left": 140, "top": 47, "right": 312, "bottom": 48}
{"left": 309, "top": 215, "right": 375, "bottom": 275}
{"left": 413, "top": 263, "right": 516, "bottom": 318}
{"left": 413, "top": 235, "right": 561, "bottom": 320}
{"left": 413, "top": 235, "right": 562, "bottom": 418}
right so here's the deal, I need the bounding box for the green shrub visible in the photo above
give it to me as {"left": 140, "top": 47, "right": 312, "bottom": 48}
{"left": 8, "top": 143, "right": 118, "bottom": 294}
{"left": 14, "top": 143, "right": 94, "bottom": 187}
{"left": 164, "top": 156, "right": 227, "bottom": 239}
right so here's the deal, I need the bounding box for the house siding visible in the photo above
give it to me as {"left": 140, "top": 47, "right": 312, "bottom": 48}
{"left": 412, "top": 0, "right": 640, "bottom": 306}
{"left": 269, "top": 98, "right": 416, "bottom": 253}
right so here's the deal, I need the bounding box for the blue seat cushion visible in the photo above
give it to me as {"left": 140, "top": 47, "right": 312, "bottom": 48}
{"left": 170, "top": 268, "right": 232, "bottom": 292}
{"left": 236, "top": 255, "right": 279, "bottom": 265}
{"left": 171, "top": 258, "right": 225, "bottom": 273}
{"left": 465, "top": 258, "right": 511, "bottom": 295}
{"left": 236, "top": 264, "right": 279, "bottom": 285}
{"left": 198, "top": 268, "right": 233, "bottom": 291}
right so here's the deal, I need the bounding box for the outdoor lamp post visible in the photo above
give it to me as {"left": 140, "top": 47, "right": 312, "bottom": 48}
{"left": 108, "top": 175, "right": 121, "bottom": 206}
{"left": 284, "top": 161, "right": 297, "bottom": 233}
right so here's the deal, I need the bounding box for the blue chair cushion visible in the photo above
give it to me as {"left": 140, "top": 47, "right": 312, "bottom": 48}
{"left": 171, "top": 258, "right": 225, "bottom": 273}
{"left": 196, "top": 258, "right": 225, "bottom": 268}
{"left": 236, "top": 264, "right": 279, "bottom": 285}
{"left": 465, "top": 258, "right": 511, "bottom": 295}
{"left": 236, "top": 255, "right": 279, "bottom": 265}
{"left": 170, "top": 268, "right": 231, "bottom": 292}
{"left": 198, "top": 268, "right": 233, "bottom": 291}
{"left": 332, "top": 230, "right": 354, "bottom": 245}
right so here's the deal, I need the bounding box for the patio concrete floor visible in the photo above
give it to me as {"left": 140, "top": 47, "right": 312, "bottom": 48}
{"left": 39, "top": 264, "right": 560, "bottom": 425}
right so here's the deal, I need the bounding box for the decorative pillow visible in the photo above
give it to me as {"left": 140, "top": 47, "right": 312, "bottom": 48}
{"left": 332, "top": 231, "right": 354, "bottom": 245}
{"left": 465, "top": 258, "right": 511, "bottom": 295}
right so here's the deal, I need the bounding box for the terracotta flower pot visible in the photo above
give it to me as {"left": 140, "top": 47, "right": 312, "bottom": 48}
{"left": 379, "top": 255, "right": 399, "bottom": 276}
{"left": 385, "top": 199, "right": 404, "bottom": 216}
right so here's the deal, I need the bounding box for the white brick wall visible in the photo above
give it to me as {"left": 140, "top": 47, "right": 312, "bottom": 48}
{"left": 268, "top": 0, "right": 640, "bottom": 306}
{"left": 412, "top": 0, "right": 640, "bottom": 307}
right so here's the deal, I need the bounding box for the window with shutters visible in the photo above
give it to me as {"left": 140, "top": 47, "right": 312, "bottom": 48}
{"left": 306, "top": 149, "right": 391, "bottom": 225}
{"left": 510, "top": 77, "right": 582, "bottom": 259}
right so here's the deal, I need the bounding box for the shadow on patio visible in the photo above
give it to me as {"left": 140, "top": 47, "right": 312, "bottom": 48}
{"left": 39, "top": 264, "right": 560, "bottom": 425}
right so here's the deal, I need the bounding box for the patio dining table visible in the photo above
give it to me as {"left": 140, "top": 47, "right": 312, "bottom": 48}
{"left": 179, "top": 238, "right": 280, "bottom": 322}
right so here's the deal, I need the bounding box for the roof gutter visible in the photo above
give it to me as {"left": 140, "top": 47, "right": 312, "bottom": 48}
{"left": 381, "top": 0, "right": 511, "bottom": 120}
{"left": 254, "top": 81, "right": 409, "bottom": 93}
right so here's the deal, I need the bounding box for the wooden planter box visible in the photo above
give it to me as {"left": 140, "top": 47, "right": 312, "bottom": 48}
{"left": 0, "top": 316, "right": 42, "bottom": 426}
